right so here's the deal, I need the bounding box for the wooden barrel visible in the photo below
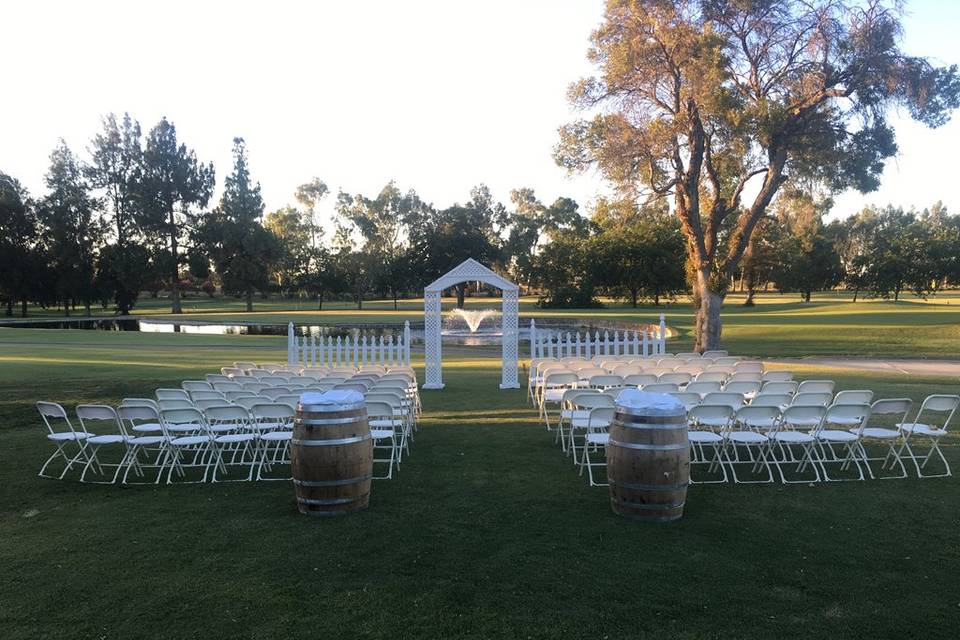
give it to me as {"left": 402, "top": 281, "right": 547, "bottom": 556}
{"left": 292, "top": 400, "right": 372, "bottom": 517}
{"left": 607, "top": 404, "right": 689, "bottom": 522}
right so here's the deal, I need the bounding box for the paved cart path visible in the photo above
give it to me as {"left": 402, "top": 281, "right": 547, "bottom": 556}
{"left": 765, "top": 357, "right": 960, "bottom": 377}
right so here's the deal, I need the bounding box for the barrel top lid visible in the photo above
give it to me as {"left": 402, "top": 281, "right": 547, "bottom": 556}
{"left": 616, "top": 389, "right": 685, "bottom": 415}
{"left": 299, "top": 390, "right": 365, "bottom": 408}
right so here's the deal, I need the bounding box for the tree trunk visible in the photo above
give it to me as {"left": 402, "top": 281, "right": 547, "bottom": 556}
{"left": 85, "top": 301, "right": 91, "bottom": 316}
{"left": 653, "top": 294, "right": 660, "bottom": 306}
{"left": 455, "top": 284, "right": 465, "bottom": 308}
{"left": 630, "top": 290, "right": 638, "bottom": 308}
{"left": 803, "top": 291, "right": 811, "bottom": 302}
{"left": 169, "top": 214, "right": 182, "bottom": 314}
{"left": 317, "top": 292, "right": 324, "bottom": 311}
{"left": 245, "top": 288, "right": 253, "bottom": 312}
{"left": 5, "top": 298, "right": 12, "bottom": 317}
{"left": 64, "top": 298, "right": 70, "bottom": 317}
{"left": 21, "top": 298, "right": 27, "bottom": 317}
{"left": 744, "top": 288, "right": 755, "bottom": 306}
{"left": 852, "top": 286, "right": 859, "bottom": 303}
{"left": 693, "top": 269, "right": 722, "bottom": 353}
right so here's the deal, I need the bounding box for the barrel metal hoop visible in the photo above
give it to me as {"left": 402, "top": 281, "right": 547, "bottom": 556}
{"left": 295, "top": 416, "right": 367, "bottom": 426}
{"left": 609, "top": 479, "right": 689, "bottom": 491}
{"left": 612, "top": 498, "right": 686, "bottom": 510}
{"left": 608, "top": 440, "right": 688, "bottom": 451}
{"left": 615, "top": 413, "right": 687, "bottom": 426}
{"left": 294, "top": 474, "right": 371, "bottom": 487}
{"left": 291, "top": 435, "right": 372, "bottom": 446}
{"left": 297, "top": 493, "right": 369, "bottom": 506}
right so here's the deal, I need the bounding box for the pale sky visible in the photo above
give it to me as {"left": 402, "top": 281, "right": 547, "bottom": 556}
{"left": 2, "top": 0, "right": 958, "bottom": 226}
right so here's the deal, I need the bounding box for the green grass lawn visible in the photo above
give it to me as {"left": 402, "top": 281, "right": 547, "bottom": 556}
{"left": 1, "top": 309, "right": 959, "bottom": 638}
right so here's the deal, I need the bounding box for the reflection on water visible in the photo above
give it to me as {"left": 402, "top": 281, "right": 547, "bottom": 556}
{"left": 0, "top": 316, "right": 666, "bottom": 344}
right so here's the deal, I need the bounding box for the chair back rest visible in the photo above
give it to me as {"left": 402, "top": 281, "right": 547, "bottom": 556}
{"left": 914, "top": 394, "right": 960, "bottom": 431}
{"left": 824, "top": 403, "right": 871, "bottom": 431}
{"left": 782, "top": 404, "right": 826, "bottom": 427}
{"left": 791, "top": 392, "right": 832, "bottom": 407}
{"left": 160, "top": 407, "right": 205, "bottom": 428}
{"left": 335, "top": 383, "right": 369, "bottom": 394}
{"left": 226, "top": 391, "right": 258, "bottom": 401}
{"left": 724, "top": 381, "right": 761, "bottom": 395}
{"left": 213, "top": 382, "right": 243, "bottom": 392}
{"left": 194, "top": 398, "right": 227, "bottom": 411}
{"left": 251, "top": 403, "right": 295, "bottom": 423}
{"left": 762, "top": 381, "right": 798, "bottom": 395}
{"left": 797, "top": 380, "right": 835, "bottom": 394}
{"left": 190, "top": 390, "right": 225, "bottom": 401}
{"left": 248, "top": 370, "right": 272, "bottom": 379}
{"left": 301, "top": 369, "right": 329, "bottom": 380}
{"left": 234, "top": 396, "right": 265, "bottom": 410}
{"left": 261, "top": 388, "right": 290, "bottom": 399}
{"left": 670, "top": 392, "right": 701, "bottom": 410}
{"left": 587, "top": 406, "right": 615, "bottom": 428}
{"left": 544, "top": 372, "right": 579, "bottom": 387}
{"left": 233, "top": 361, "right": 257, "bottom": 371}
{"left": 121, "top": 397, "right": 159, "bottom": 410}
{"left": 734, "top": 361, "right": 763, "bottom": 373}
{"left": 702, "top": 350, "right": 728, "bottom": 358}
{"left": 694, "top": 372, "right": 728, "bottom": 384}
{"left": 76, "top": 404, "right": 125, "bottom": 436}
{"left": 588, "top": 374, "right": 624, "bottom": 388}
{"left": 205, "top": 374, "right": 232, "bottom": 383}
{"left": 242, "top": 382, "right": 269, "bottom": 392}
{"left": 366, "top": 393, "right": 403, "bottom": 409}
{"left": 737, "top": 404, "right": 781, "bottom": 424}
{"left": 365, "top": 400, "right": 394, "bottom": 420}
{"left": 274, "top": 395, "right": 301, "bottom": 409}
{"left": 751, "top": 393, "right": 792, "bottom": 408}
{"left": 261, "top": 376, "right": 288, "bottom": 386}
{"left": 182, "top": 381, "right": 213, "bottom": 392}
{"left": 203, "top": 405, "right": 250, "bottom": 423}
{"left": 576, "top": 394, "right": 615, "bottom": 409}
{"left": 834, "top": 390, "right": 874, "bottom": 405}
{"left": 642, "top": 383, "right": 679, "bottom": 393}
{"left": 762, "top": 371, "right": 794, "bottom": 382}
{"left": 728, "top": 372, "right": 762, "bottom": 382}
{"left": 689, "top": 404, "right": 734, "bottom": 424}
{"left": 870, "top": 398, "right": 912, "bottom": 417}
{"left": 658, "top": 372, "right": 692, "bottom": 385}
{"left": 713, "top": 357, "right": 741, "bottom": 366}
{"left": 118, "top": 405, "right": 160, "bottom": 422}
{"left": 624, "top": 374, "right": 658, "bottom": 387}
{"left": 156, "top": 388, "right": 189, "bottom": 401}
{"left": 702, "top": 392, "right": 744, "bottom": 409}
{"left": 158, "top": 399, "right": 194, "bottom": 410}
{"left": 685, "top": 381, "right": 722, "bottom": 395}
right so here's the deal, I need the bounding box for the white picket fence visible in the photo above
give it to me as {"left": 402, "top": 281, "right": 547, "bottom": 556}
{"left": 529, "top": 314, "right": 667, "bottom": 360}
{"left": 287, "top": 321, "right": 411, "bottom": 368}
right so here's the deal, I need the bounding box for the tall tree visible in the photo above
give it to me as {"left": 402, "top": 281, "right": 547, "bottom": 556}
{"left": 86, "top": 113, "right": 151, "bottom": 314}
{"left": 0, "top": 172, "right": 43, "bottom": 316}
{"left": 36, "top": 141, "right": 103, "bottom": 316}
{"left": 265, "top": 206, "right": 311, "bottom": 296}
{"left": 197, "top": 138, "right": 278, "bottom": 311}
{"left": 557, "top": 0, "right": 960, "bottom": 350}
{"left": 140, "top": 118, "right": 215, "bottom": 313}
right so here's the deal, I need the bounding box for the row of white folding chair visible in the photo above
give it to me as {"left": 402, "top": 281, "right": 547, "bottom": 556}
{"left": 687, "top": 394, "right": 958, "bottom": 482}
{"left": 36, "top": 400, "right": 295, "bottom": 484}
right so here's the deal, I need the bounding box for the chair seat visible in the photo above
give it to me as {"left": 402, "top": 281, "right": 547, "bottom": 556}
{"left": 858, "top": 427, "right": 900, "bottom": 439}
{"left": 208, "top": 423, "right": 244, "bottom": 433}
{"left": 215, "top": 433, "right": 256, "bottom": 444}
{"left": 585, "top": 433, "right": 609, "bottom": 445}
{"left": 47, "top": 432, "right": 91, "bottom": 441}
{"left": 897, "top": 423, "right": 947, "bottom": 437}
{"left": 772, "top": 431, "right": 815, "bottom": 444}
{"left": 87, "top": 434, "right": 128, "bottom": 444}
{"left": 728, "top": 431, "right": 768, "bottom": 443}
{"left": 166, "top": 425, "right": 201, "bottom": 433}
{"left": 371, "top": 429, "right": 394, "bottom": 440}
{"left": 129, "top": 436, "right": 166, "bottom": 446}
{"left": 688, "top": 431, "right": 723, "bottom": 443}
{"left": 131, "top": 423, "right": 163, "bottom": 433}
{"left": 170, "top": 435, "right": 213, "bottom": 446}
{"left": 260, "top": 431, "right": 292, "bottom": 442}
{"left": 816, "top": 429, "right": 858, "bottom": 442}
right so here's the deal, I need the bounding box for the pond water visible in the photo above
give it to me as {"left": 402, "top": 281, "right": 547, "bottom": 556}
{"left": 0, "top": 315, "right": 669, "bottom": 345}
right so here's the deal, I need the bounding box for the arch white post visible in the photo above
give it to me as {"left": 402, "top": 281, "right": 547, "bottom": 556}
{"left": 500, "top": 288, "right": 520, "bottom": 389}
{"left": 423, "top": 291, "right": 444, "bottom": 389}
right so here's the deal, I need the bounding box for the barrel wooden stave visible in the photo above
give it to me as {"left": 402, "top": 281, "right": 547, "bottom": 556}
{"left": 292, "top": 403, "right": 373, "bottom": 517}
{"left": 607, "top": 408, "right": 689, "bottom": 522}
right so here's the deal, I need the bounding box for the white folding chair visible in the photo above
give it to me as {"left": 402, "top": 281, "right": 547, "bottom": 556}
{"left": 117, "top": 405, "right": 168, "bottom": 484}
{"left": 688, "top": 405, "right": 732, "bottom": 483}
{"left": 833, "top": 390, "right": 874, "bottom": 405}
{"left": 579, "top": 406, "right": 615, "bottom": 487}
{"left": 702, "top": 392, "right": 745, "bottom": 411}
{"left": 181, "top": 380, "right": 213, "bottom": 392}
{"left": 538, "top": 372, "right": 579, "bottom": 430}
{"left": 75, "top": 405, "right": 131, "bottom": 484}
{"left": 724, "top": 405, "right": 780, "bottom": 483}
{"left": 36, "top": 402, "right": 92, "bottom": 480}
{"left": 896, "top": 394, "right": 959, "bottom": 478}
{"left": 203, "top": 405, "right": 257, "bottom": 482}
{"left": 158, "top": 408, "right": 217, "bottom": 483}
{"left": 252, "top": 403, "right": 295, "bottom": 481}
{"left": 568, "top": 393, "right": 615, "bottom": 465}
{"left": 797, "top": 380, "right": 835, "bottom": 395}
{"left": 761, "top": 381, "right": 798, "bottom": 396}
{"left": 814, "top": 403, "right": 872, "bottom": 481}
{"left": 685, "top": 381, "right": 722, "bottom": 399}
{"left": 790, "top": 392, "right": 832, "bottom": 408}
{"left": 367, "top": 400, "right": 399, "bottom": 480}
{"left": 857, "top": 398, "right": 912, "bottom": 479}
{"left": 751, "top": 393, "right": 792, "bottom": 408}
{"left": 670, "top": 391, "right": 702, "bottom": 412}
{"left": 769, "top": 405, "right": 823, "bottom": 483}
{"left": 156, "top": 388, "right": 190, "bottom": 402}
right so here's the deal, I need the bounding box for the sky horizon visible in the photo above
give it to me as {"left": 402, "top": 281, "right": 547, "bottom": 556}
{"left": 2, "top": 0, "right": 958, "bottom": 226}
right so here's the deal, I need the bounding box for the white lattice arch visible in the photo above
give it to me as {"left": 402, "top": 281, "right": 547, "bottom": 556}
{"left": 422, "top": 258, "right": 520, "bottom": 390}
